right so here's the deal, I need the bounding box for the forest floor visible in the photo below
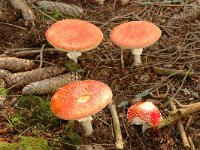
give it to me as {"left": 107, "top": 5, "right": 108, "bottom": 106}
{"left": 0, "top": 0, "right": 200, "bottom": 149}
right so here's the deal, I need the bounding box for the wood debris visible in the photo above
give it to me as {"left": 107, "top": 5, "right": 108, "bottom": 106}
{"left": 153, "top": 66, "right": 195, "bottom": 78}
{"left": 76, "top": 145, "right": 105, "bottom": 150}
{"left": 3, "top": 66, "right": 66, "bottom": 88}
{"left": 0, "top": 57, "right": 36, "bottom": 72}
{"left": 36, "top": 1, "right": 84, "bottom": 17}
{"left": 120, "top": 0, "right": 129, "bottom": 5}
{"left": 89, "top": 0, "right": 105, "bottom": 5}
{"left": 22, "top": 72, "right": 81, "bottom": 95}
{"left": 167, "top": 5, "right": 200, "bottom": 25}
{"left": 170, "top": 100, "right": 190, "bottom": 148}
{"left": 9, "top": 0, "right": 35, "bottom": 21}
{"left": 158, "top": 100, "right": 200, "bottom": 129}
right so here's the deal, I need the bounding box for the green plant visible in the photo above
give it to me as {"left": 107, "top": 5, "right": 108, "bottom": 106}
{"left": 0, "top": 87, "right": 8, "bottom": 96}
{"left": 65, "top": 121, "right": 81, "bottom": 145}
{"left": 48, "top": 11, "right": 67, "bottom": 20}
{"left": 10, "top": 95, "right": 58, "bottom": 129}
{"left": 65, "top": 62, "right": 84, "bottom": 73}
{"left": 0, "top": 136, "right": 52, "bottom": 150}
{"left": 10, "top": 113, "right": 23, "bottom": 127}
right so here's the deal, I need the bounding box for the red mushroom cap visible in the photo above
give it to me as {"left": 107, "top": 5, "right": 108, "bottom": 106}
{"left": 50, "top": 80, "right": 112, "bottom": 120}
{"left": 110, "top": 21, "right": 161, "bottom": 49}
{"left": 127, "top": 102, "right": 163, "bottom": 128}
{"left": 45, "top": 19, "right": 103, "bottom": 52}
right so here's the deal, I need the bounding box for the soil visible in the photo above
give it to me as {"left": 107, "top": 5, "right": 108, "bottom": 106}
{"left": 0, "top": 0, "right": 200, "bottom": 150}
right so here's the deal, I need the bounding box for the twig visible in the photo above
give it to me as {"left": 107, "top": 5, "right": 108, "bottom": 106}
{"left": 149, "top": 84, "right": 170, "bottom": 99}
{"left": 0, "top": 48, "right": 57, "bottom": 57}
{"left": 153, "top": 66, "right": 195, "bottom": 78}
{"left": 121, "top": 49, "right": 124, "bottom": 69}
{"left": 92, "top": 115, "right": 110, "bottom": 126}
{"left": 100, "top": 6, "right": 147, "bottom": 28}
{"left": 113, "top": 0, "right": 117, "bottom": 11}
{"left": 172, "top": 99, "right": 188, "bottom": 108}
{"left": 133, "top": 1, "right": 198, "bottom": 7}
{"left": 188, "top": 137, "right": 196, "bottom": 150}
{"left": 170, "top": 100, "right": 190, "bottom": 148}
{"left": 172, "top": 62, "right": 193, "bottom": 99}
{"left": 185, "top": 115, "right": 192, "bottom": 131}
{"left": 0, "top": 22, "right": 27, "bottom": 30}
{"left": 39, "top": 44, "right": 46, "bottom": 68}
{"left": 108, "top": 101, "right": 123, "bottom": 149}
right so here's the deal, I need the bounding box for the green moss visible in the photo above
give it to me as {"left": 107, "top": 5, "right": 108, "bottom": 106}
{"left": 65, "top": 121, "right": 81, "bottom": 145}
{"left": 9, "top": 95, "right": 81, "bottom": 148}
{"left": 65, "top": 62, "right": 84, "bottom": 73}
{"left": 48, "top": 11, "right": 67, "bottom": 20}
{"left": 10, "top": 113, "right": 23, "bottom": 127}
{"left": 0, "top": 136, "right": 52, "bottom": 150}
{"left": 0, "top": 87, "right": 8, "bottom": 96}
{"left": 10, "top": 95, "right": 57, "bottom": 128}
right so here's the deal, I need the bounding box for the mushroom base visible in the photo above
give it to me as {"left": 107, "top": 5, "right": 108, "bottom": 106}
{"left": 131, "top": 48, "right": 143, "bottom": 66}
{"left": 78, "top": 116, "right": 93, "bottom": 136}
{"left": 67, "top": 51, "right": 82, "bottom": 63}
{"left": 131, "top": 117, "right": 151, "bottom": 132}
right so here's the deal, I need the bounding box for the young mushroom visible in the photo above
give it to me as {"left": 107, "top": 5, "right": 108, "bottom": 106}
{"left": 45, "top": 19, "right": 103, "bottom": 63}
{"left": 50, "top": 80, "right": 112, "bottom": 136}
{"left": 110, "top": 21, "right": 161, "bottom": 66}
{"left": 127, "top": 102, "right": 163, "bottom": 132}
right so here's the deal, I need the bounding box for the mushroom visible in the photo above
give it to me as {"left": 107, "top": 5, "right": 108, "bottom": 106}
{"left": 45, "top": 19, "right": 103, "bottom": 63}
{"left": 127, "top": 102, "right": 163, "bottom": 132}
{"left": 110, "top": 21, "right": 161, "bottom": 66}
{"left": 50, "top": 80, "right": 112, "bottom": 136}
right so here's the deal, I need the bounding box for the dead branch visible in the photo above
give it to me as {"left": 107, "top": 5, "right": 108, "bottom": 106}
{"left": 0, "top": 57, "right": 36, "bottom": 72}
{"left": 108, "top": 101, "right": 123, "bottom": 149}
{"left": 170, "top": 100, "right": 190, "bottom": 148}
{"left": 158, "top": 101, "right": 200, "bottom": 129}
{"left": 3, "top": 66, "right": 66, "bottom": 88}
{"left": 188, "top": 137, "right": 196, "bottom": 150}
{"left": 9, "top": 0, "right": 35, "bottom": 22}
{"left": 0, "top": 48, "right": 57, "bottom": 58}
{"left": 22, "top": 72, "right": 81, "bottom": 95}
{"left": 36, "top": 1, "right": 84, "bottom": 17}
{"left": 153, "top": 67, "right": 195, "bottom": 78}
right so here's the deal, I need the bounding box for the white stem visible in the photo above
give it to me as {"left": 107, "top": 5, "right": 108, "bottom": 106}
{"left": 131, "top": 48, "right": 143, "bottom": 66}
{"left": 78, "top": 116, "right": 93, "bottom": 136}
{"left": 67, "top": 51, "right": 82, "bottom": 63}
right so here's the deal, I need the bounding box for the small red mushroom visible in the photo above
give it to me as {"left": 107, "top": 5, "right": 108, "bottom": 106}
{"left": 127, "top": 102, "right": 163, "bottom": 132}
{"left": 50, "top": 80, "right": 112, "bottom": 136}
